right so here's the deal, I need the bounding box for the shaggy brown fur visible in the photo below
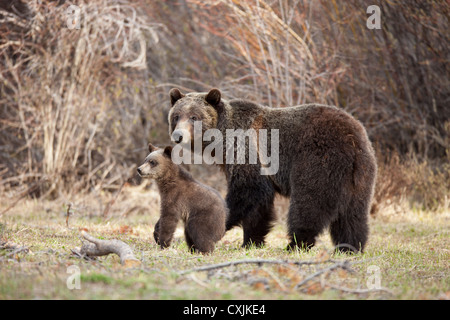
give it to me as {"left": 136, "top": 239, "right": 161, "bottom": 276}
{"left": 168, "top": 88, "right": 377, "bottom": 253}
{"left": 137, "top": 143, "right": 227, "bottom": 254}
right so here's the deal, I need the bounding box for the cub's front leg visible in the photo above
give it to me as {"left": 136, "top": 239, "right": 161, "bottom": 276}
{"left": 153, "top": 219, "right": 161, "bottom": 244}
{"left": 154, "top": 212, "right": 179, "bottom": 249}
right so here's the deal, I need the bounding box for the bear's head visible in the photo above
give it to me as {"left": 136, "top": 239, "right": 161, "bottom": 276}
{"left": 168, "top": 88, "right": 223, "bottom": 150}
{"left": 137, "top": 143, "right": 174, "bottom": 180}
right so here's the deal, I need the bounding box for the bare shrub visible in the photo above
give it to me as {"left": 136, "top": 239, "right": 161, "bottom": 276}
{"left": 185, "top": 0, "right": 448, "bottom": 160}
{"left": 373, "top": 150, "right": 450, "bottom": 214}
{"left": 185, "top": 0, "right": 338, "bottom": 106}
{"left": 314, "top": 0, "right": 449, "bottom": 160}
{"left": 0, "top": 0, "right": 164, "bottom": 196}
{"left": 0, "top": 0, "right": 447, "bottom": 212}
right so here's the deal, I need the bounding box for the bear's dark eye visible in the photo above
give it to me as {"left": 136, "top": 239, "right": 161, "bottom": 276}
{"left": 190, "top": 116, "right": 198, "bottom": 121}
{"left": 173, "top": 115, "right": 179, "bottom": 122}
{"left": 149, "top": 160, "right": 157, "bottom": 167}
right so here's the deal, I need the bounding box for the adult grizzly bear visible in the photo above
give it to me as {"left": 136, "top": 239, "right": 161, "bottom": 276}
{"left": 167, "top": 88, "right": 377, "bottom": 253}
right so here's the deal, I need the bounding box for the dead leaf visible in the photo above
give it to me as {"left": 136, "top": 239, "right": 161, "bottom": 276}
{"left": 337, "top": 268, "right": 348, "bottom": 278}
{"left": 252, "top": 281, "right": 267, "bottom": 291}
{"left": 315, "top": 249, "right": 330, "bottom": 262}
{"left": 116, "top": 225, "right": 133, "bottom": 234}
{"left": 306, "top": 282, "right": 324, "bottom": 295}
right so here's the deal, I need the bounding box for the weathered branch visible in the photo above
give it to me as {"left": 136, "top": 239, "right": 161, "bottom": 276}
{"left": 179, "top": 258, "right": 336, "bottom": 275}
{"left": 0, "top": 241, "right": 29, "bottom": 260}
{"left": 326, "top": 283, "right": 394, "bottom": 295}
{"left": 74, "top": 231, "right": 141, "bottom": 268}
{"left": 294, "top": 261, "right": 351, "bottom": 289}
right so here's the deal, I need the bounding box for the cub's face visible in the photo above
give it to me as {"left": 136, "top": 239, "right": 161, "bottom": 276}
{"left": 168, "top": 88, "right": 223, "bottom": 150}
{"left": 137, "top": 144, "right": 173, "bottom": 180}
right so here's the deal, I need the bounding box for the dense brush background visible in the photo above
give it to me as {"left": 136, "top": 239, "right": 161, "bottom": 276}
{"left": 0, "top": 0, "right": 448, "bottom": 213}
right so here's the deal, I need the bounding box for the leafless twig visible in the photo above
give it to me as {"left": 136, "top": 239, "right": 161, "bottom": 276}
{"left": 326, "top": 283, "right": 394, "bottom": 295}
{"left": 0, "top": 242, "right": 29, "bottom": 258}
{"left": 294, "top": 261, "right": 352, "bottom": 289}
{"left": 65, "top": 203, "right": 72, "bottom": 228}
{"left": 179, "top": 258, "right": 337, "bottom": 275}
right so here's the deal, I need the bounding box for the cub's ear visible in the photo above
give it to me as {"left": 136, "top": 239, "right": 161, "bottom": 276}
{"left": 205, "top": 88, "right": 221, "bottom": 106}
{"left": 163, "top": 146, "right": 173, "bottom": 158}
{"left": 148, "top": 143, "right": 158, "bottom": 153}
{"left": 169, "top": 88, "right": 184, "bottom": 106}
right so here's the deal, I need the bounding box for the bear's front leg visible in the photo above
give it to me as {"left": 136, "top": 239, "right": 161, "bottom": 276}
{"left": 242, "top": 202, "right": 275, "bottom": 248}
{"left": 225, "top": 173, "right": 275, "bottom": 248}
{"left": 155, "top": 214, "right": 179, "bottom": 249}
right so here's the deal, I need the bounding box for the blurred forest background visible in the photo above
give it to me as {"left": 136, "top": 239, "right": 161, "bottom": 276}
{"left": 0, "top": 0, "right": 448, "bottom": 213}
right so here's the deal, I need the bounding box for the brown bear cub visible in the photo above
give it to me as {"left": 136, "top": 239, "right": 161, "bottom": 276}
{"left": 137, "top": 143, "right": 226, "bottom": 254}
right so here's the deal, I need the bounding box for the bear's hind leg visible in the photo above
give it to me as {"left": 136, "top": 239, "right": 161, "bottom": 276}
{"left": 286, "top": 196, "right": 338, "bottom": 251}
{"left": 330, "top": 198, "right": 369, "bottom": 253}
{"left": 185, "top": 220, "right": 215, "bottom": 254}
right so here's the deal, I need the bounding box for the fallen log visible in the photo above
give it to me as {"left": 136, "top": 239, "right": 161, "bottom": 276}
{"left": 74, "top": 231, "right": 141, "bottom": 268}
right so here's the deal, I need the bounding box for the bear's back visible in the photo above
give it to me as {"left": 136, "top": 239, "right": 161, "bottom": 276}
{"left": 264, "top": 104, "right": 373, "bottom": 157}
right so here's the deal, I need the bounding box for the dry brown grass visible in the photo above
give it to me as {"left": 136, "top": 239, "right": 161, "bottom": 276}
{"left": 374, "top": 154, "right": 449, "bottom": 214}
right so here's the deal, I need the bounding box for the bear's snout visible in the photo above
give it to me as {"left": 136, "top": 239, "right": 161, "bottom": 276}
{"left": 137, "top": 164, "right": 150, "bottom": 177}
{"left": 171, "top": 129, "right": 184, "bottom": 144}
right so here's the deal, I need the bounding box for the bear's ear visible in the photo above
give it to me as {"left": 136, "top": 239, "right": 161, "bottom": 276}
{"left": 169, "top": 88, "right": 184, "bottom": 106}
{"left": 205, "top": 88, "right": 221, "bottom": 106}
{"left": 163, "top": 146, "right": 173, "bottom": 158}
{"left": 148, "top": 143, "right": 158, "bottom": 153}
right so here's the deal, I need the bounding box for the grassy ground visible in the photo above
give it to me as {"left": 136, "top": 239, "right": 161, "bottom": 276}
{"left": 0, "top": 187, "right": 448, "bottom": 300}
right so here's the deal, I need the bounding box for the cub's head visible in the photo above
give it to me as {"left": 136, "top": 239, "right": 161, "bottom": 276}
{"left": 168, "top": 88, "right": 224, "bottom": 148}
{"left": 137, "top": 143, "right": 174, "bottom": 180}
